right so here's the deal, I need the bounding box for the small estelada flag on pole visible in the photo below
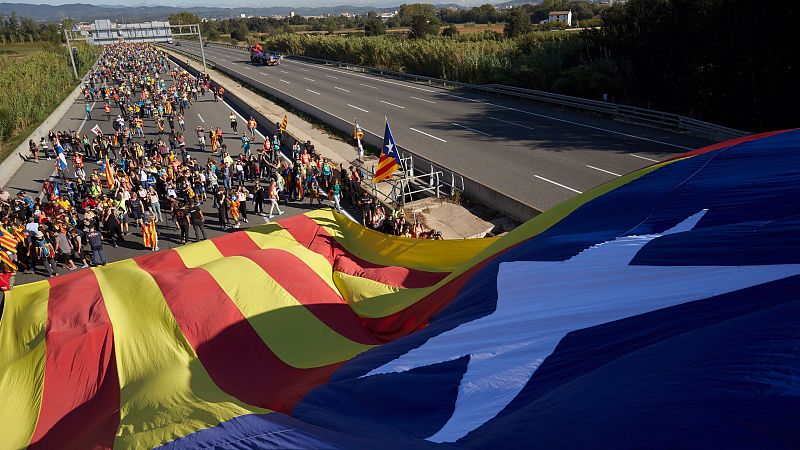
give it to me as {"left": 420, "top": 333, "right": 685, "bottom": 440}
{"left": 373, "top": 118, "right": 402, "bottom": 183}
{"left": 279, "top": 114, "right": 288, "bottom": 132}
{"left": 91, "top": 124, "right": 103, "bottom": 136}
{"left": 354, "top": 118, "right": 365, "bottom": 160}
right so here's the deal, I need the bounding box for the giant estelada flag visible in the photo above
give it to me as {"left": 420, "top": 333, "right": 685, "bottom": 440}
{"left": 2, "top": 130, "right": 800, "bottom": 449}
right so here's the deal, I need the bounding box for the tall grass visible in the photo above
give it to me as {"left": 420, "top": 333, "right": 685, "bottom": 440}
{"left": 0, "top": 43, "right": 98, "bottom": 160}
{"left": 260, "top": 32, "right": 581, "bottom": 87}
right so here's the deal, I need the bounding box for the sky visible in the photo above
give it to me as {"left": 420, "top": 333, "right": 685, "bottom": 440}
{"left": 0, "top": 0, "right": 497, "bottom": 6}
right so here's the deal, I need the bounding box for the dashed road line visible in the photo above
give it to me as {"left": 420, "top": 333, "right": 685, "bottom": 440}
{"left": 333, "top": 86, "right": 350, "bottom": 92}
{"left": 410, "top": 127, "right": 447, "bottom": 143}
{"left": 347, "top": 104, "right": 369, "bottom": 113}
{"left": 197, "top": 113, "right": 205, "bottom": 123}
{"left": 325, "top": 74, "right": 338, "bottom": 79}
{"left": 631, "top": 154, "right": 660, "bottom": 162}
{"left": 303, "top": 77, "right": 316, "bottom": 82}
{"left": 279, "top": 79, "right": 291, "bottom": 84}
{"left": 534, "top": 175, "right": 583, "bottom": 194}
{"left": 306, "top": 89, "right": 321, "bottom": 95}
{"left": 380, "top": 100, "right": 405, "bottom": 109}
{"left": 360, "top": 83, "right": 378, "bottom": 89}
{"left": 451, "top": 122, "right": 491, "bottom": 136}
{"left": 410, "top": 96, "right": 436, "bottom": 104}
{"left": 585, "top": 165, "right": 621, "bottom": 177}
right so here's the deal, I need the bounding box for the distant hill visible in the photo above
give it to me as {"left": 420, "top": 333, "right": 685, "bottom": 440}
{"left": 0, "top": 2, "right": 474, "bottom": 23}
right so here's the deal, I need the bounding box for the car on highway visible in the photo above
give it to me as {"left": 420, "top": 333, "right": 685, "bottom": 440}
{"left": 175, "top": 41, "right": 182, "bottom": 46}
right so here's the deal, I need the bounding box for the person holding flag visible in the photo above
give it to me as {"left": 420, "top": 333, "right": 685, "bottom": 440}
{"left": 354, "top": 118, "right": 365, "bottom": 161}
{"left": 142, "top": 211, "right": 159, "bottom": 252}
{"left": 373, "top": 118, "right": 403, "bottom": 183}
{"left": 103, "top": 155, "right": 116, "bottom": 189}
{"left": 54, "top": 137, "right": 69, "bottom": 183}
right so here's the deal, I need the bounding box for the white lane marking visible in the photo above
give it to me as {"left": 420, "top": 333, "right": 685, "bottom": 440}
{"left": 297, "top": 67, "right": 309, "bottom": 72}
{"left": 347, "top": 104, "right": 369, "bottom": 113}
{"left": 534, "top": 175, "right": 583, "bottom": 194}
{"left": 443, "top": 92, "right": 692, "bottom": 150}
{"left": 197, "top": 113, "right": 205, "bottom": 123}
{"left": 488, "top": 116, "right": 535, "bottom": 130}
{"left": 585, "top": 164, "right": 621, "bottom": 177}
{"left": 260, "top": 71, "right": 268, "bottom": 76}
{"left": 244, "top": 66, "right": 253, "bottom": 70}
{"left": 325, "top": 75, "right": 338, "bottom": 79}
{"left": 334, "top": 86, "right": 350, "bottom": 93}
{"left": 410, "top": 96, "right": 436, "bottom": 104}
{"left": 306, "top": 89, "right": 321, "bottom": 95}
{"left": 303, "top": 77, "right": 316, "bottom": 82}
{"left": 360, "top": 83, "right": 378, "bottom": 89}
{"left": 451, "top": 122, "right": 491, "bottom": 137}
{"left": 283, "top": 59, "right": 436, "bottom": 93}
{"left": 410, "top": 127, "right": 447, "bottom": 143}
{"left": 279, "top": 79, "right": 291, "bottom": 84}
{"left": 631, "top": 154, "right": 660, "bottom": 162}
{"left": 380, "top": 100, "right": 405, "bottom": 109}
{"left": 280, "top": 70, "right": 289, "bottom": 74}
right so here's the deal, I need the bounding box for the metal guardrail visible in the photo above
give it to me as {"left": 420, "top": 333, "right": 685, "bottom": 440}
{"left": 199, "top": 41, "right": 749, "bottom": 141}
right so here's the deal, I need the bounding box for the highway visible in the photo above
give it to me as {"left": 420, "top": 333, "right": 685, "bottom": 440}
{"left": 175, "top": 40, "right": 712, "bottom": 212}
{"left": 6, "top": 64, "right": 346, "bottom": 286}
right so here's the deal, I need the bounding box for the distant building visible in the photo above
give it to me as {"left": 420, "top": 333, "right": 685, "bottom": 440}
{"left": 548, "top": 10, "right": 572, "bottom": 26}
{"left": 240, "top": 13, "right": 247, "bottom": 18}
{"left": 290, "top": 11, "right": 295, "bottom": 17}
{"left": 379, "top": 11, "right": 397, "bottom": 20}
{"left": 83, "top": 20, "right": 172, "bottom": 45}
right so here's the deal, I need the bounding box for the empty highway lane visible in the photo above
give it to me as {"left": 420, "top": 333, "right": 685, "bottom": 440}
{"left": 176, "top": 41, "right": 712, "bottom": 212}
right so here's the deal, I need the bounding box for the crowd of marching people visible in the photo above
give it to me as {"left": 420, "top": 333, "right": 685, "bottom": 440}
{"left": 0, "top": 42, "right": 440, "bottom": 288}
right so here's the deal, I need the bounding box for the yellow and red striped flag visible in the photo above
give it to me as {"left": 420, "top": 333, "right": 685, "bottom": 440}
{"left": 104, "top": 155, "right": 115, "bottom": 189}
{"left": 0, "top": 226, "right": 20, "bottom": 252}
{"left": 142, "top": 221, "right": 157, "bottom": 249}
{"left": 279, "top": 114, "right": 288, "bottom": 132}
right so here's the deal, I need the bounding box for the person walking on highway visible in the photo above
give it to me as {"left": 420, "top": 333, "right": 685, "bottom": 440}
{"left": 247, "top": 117, "right": 257, "bottom": 138}
{"left": 104, "top": 102, "right": 111, "bottom": 121}
{"left": 229, "top": 112, "right": 238, "bottom": 132}
{"left": 85, "top": 102, "right": 92, "bottom": 120}
{"left": 267, "top": 179, "right": 283, "bottom": 219}
{"left": 331, "top": 178, "right": 342, "bottom": 212}
{"left": 188, "top": 200, "right": 206, "bottom": 241}
{"left": 28, "top": 140, "right": 39, "bottom": 163}
{"left": 86, "top": 225, "right": 106, "bottom": 266}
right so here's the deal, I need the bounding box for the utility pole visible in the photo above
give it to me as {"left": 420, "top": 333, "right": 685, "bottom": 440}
{"left": 64, "top": 29, "right": 79, "bottom": 80}
{"left": 197, "top": 24, "right": 208, "bottom": 73}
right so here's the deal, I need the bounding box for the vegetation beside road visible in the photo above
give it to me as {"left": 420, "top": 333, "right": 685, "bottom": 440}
{"left": 0, "top": 43, "right": 98, "bottom": 162}
{"left": 233, "top": 0, "right": 794, "bottom": 131}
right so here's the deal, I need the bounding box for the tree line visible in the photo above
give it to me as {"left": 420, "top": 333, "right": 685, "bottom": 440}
{"left": 169, "top": 0, "right": 797, "bottom": 132}
{"left": 0, "top": 12, "right": 68, "bottom": 45}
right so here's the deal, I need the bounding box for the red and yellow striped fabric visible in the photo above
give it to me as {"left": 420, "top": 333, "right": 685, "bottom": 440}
{"left": 0, "top": 209, "right": 497, "bottom": 449}
{"left": 0, "top": 226, "right": 19, "bottom": 253}
{"left": 142, "top": 221, "right": 157, "bottom": 249}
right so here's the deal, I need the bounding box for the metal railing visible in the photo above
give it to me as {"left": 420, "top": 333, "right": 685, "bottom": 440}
{"left": 197, "top": 40, "right": 749, "bottom": 141}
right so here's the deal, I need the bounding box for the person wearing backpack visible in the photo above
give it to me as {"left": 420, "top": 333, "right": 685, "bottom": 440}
{"left": 34, "top": 231, "right": 58, "bottom": 277}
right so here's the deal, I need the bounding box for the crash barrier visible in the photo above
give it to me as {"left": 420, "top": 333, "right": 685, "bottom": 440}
{"left": 0, "top": 60, "right": 100, "bottom": 186}
{"left": 201, "top": 41, "right": 749, "bottom": 141}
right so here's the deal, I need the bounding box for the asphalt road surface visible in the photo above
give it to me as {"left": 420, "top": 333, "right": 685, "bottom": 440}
{"left": 7, "top": 63, "right": 349, "bottom": 286}
{"left": 175, "top": 40, "right": 712, "bottom": 211}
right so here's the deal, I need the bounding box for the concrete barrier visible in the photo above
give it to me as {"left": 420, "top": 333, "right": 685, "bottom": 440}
{"left": 0, "top": 82, "right": 86, "bottom": 187}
